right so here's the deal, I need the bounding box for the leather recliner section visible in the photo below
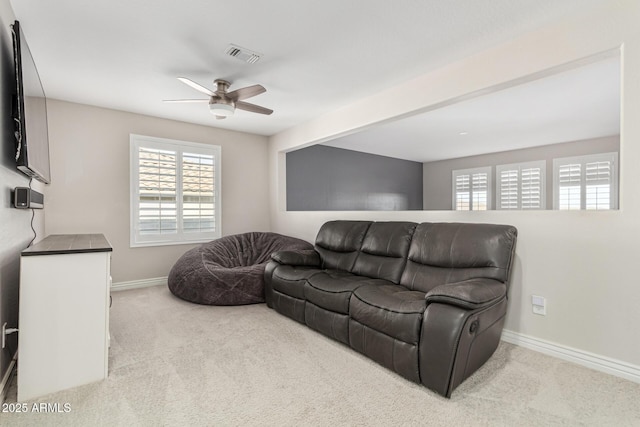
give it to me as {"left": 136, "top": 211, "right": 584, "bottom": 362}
{"left": 349, "top": 319, "right": 421, "bottom": 383}
{"left": 400, "top": 222, "right": 518, "bottom": 293}
{"left": 419, "top": 297, "right": 508, "bottom": 397}
{"left": 350, "top": 284, "right": 426, "bottom": 345}
{"left": 268, "top": 264, "right": 324, "bottom": 323}
{"left": 348, "top": 284, "right": 427, "bottom": 383}
{"left": 303, "top": 221, "right": 416, "bottom": 346}
{"left": 315, "top": 221, "right": 372, "bottom": 271}
{"left": 351, "top": 221, "right": 417, "bottom": 283}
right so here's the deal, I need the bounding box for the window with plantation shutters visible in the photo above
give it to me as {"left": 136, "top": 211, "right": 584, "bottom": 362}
{"left": 496, "top": 161, "right": 545, "bottom": 210}
{"left": 452, "top": 167, "right": 491, "bottom": 210}
{"left": 130, "top": 135, "right": 221, "bottom": 247}
{"left": 553, "top": 152, "right": 618, "bottom": 210}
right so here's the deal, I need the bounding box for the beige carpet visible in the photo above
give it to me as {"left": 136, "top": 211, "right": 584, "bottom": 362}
{"left": 2, "top": 285, "right": 639, "bottom": 426}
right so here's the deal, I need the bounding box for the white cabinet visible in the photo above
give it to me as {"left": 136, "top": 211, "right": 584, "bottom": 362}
{"left": 18, "top": 234, "right": 112, "bottom": 402}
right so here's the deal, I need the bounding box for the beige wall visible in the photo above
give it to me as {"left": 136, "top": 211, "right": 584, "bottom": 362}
{"left": 268, "top": 0, "right": 640, "bottom": 369}
{"left": 46, "top": 100, "right": 270, "bottom": 282}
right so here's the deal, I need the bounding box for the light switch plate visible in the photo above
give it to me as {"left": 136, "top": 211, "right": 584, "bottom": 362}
{"left": 532, "top": 295, "right": 546, "bottom": 315}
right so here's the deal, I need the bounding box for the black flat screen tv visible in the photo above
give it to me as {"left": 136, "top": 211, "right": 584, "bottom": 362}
{"left": 11, "top": 20, "right": 51, "bottom": 184}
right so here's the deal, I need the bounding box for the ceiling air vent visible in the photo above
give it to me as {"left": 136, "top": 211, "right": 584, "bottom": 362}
{"left": 225, "top": 44, "right": 262, "bottom": 64}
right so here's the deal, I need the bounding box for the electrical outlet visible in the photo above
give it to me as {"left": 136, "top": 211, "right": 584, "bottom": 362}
{"left": 532, "top": 295, "right": 547, "bottom": 316}
{"left": 2, "top": 322, "right": 6, "bottom": 349}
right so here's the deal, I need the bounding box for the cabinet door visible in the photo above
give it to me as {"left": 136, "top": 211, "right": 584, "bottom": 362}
{"left": 18, "top": 252, "right": 109, "bottom": 401}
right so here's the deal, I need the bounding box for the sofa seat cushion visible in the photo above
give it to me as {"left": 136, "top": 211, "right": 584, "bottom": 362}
{"left": 271, "top": 265, "right": 323, "bottom": 299}
{"left": 304, "top": 270, "right": 392, "bottom": 314}
{"left": 350, "top": 284, "right": 427, "bottom": 344}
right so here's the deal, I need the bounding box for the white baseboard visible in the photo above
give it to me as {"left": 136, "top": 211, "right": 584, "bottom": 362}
{"left": 111, "top": 276, "right": 167, "bottom": 292}
{"left": 1, "top": 353, "right": 17, "bottom": 403}
{"left": 501, "top": 329, "right": 640, "bottom": 384}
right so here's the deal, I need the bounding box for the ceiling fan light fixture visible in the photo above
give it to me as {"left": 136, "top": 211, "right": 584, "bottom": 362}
{"left": 171, "top": 76, "right": 272, "bottom": 118}
{"left": 209, "top": 102, "right": 234, "bottom": 116}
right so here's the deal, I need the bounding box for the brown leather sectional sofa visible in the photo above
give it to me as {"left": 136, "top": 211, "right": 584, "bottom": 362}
{"left": 264, "top": 220, "right": 517, "bottom": 397}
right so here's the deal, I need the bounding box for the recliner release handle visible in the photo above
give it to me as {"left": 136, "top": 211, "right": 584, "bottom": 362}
{"left": 469, "top": 320, "right": 479, "bottom": 334}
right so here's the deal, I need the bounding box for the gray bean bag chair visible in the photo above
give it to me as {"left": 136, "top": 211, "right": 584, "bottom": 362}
{"left": 168, "top": 232, "right": 313, "bottom": 305}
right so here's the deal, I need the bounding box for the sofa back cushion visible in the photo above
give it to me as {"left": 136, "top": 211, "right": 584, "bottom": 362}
{"left": 352, "top": 222, "right": 417, "bottom": 283}
{"left": 315, "top": 221, "right": 372, "bottom": 271}
{"left": 400, "top": 222, "right": 517, "bottom": 293}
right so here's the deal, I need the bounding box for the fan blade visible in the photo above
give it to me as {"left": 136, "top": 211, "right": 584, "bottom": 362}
{"left": 236, "top": 101, "right": 273, "bottom": 115}
{"left": 163, "top": 99, "right": 209, "bottom": 103}
{"left": 177, "top": 77, "right": 215, "bottom": 96}
{"left": 227, "top": 84, "right": 266, "bottom": 101}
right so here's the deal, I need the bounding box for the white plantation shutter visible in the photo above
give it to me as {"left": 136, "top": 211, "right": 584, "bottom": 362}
{"left": 585, "top": 160, "right": 611, "bottom": 210}
{"left": 131, "top": 135, "right": 221, "bottom": 247}
{"left": 553, "top": 152, "right": 617, "bottom": 210}
{"left": 452, "top": 167, "right": 491, "bottom": 210}
{"left": 521, "top": 166, "right": 543, "bottom": 209}
{"left": 496, "top": 161, "right": 545, "bottom": 210}
{"left": 499, "top": 169, "right": 518, "bottom": 209}
{"left": 182, "top": 152, "right": 216, "bottom": 233}
{"left": 455, "top": 174, "right": 470, "bottom": 211}
{"left": 472, "top": 172, "right": 488, "bottom": 210}
{"left": 558, "top": 163, "right": 581, "bottom": 210}
{"left": 138, "top": 147, "right": 177, "bottom": 235}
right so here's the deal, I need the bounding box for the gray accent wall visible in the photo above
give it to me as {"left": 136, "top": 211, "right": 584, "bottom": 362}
{"left": 422, "top": 135, "right": 620, "bottom": 210}
{"left": 287, "top": 145, "right": 423, "bottom": 211}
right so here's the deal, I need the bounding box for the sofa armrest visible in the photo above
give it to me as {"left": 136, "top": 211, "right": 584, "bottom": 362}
{"left": 270, "top": 249, "right": 321, "bottom": 267}
{"left": 425, "top": 278, "right": 507, "bottom": 310}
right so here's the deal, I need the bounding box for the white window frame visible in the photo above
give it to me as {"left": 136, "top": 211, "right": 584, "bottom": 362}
{"left": 452, "top": 166, "right": 492, "bottom": 211}
{"left": 130, "top": 134, "right": 222, "bottom": 247}
{"left": 496, "top": 160, "right": 546, "bottom": 210}
{"left": 552, "top": 152, "right": 618, "bottom": 210}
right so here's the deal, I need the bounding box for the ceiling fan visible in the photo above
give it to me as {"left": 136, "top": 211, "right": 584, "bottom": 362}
{"left": 164, "top": 77, "right": 273, "bottom": 119}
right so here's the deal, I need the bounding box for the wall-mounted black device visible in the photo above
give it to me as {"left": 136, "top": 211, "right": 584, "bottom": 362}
{"left": 11, "top": 21, "right": 52, "bottom": 184}
{"left": 13, "top": 187, "right": 44, "bottom": 209}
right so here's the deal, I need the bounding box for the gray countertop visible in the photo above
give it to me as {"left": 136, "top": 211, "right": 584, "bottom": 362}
{"left": 22, "top": 234, "right": 113, "bottom": 256}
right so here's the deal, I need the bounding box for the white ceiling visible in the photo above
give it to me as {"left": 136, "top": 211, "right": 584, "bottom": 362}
{"left": 323, "top": 54, "right": 620, "bottom": 162}
{"left": 9, "top": 0, "right": 616, "bottom": 138}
